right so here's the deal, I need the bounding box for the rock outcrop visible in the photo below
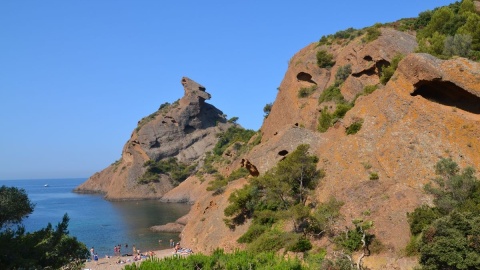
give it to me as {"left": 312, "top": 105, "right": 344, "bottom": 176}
{"left": 178, "top": 28, "right": 480, "bottom": 269}
{"left": 74, "top": 77, "right": 234, "bottom": 200}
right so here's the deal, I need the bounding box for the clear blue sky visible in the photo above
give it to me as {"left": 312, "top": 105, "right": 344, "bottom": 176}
{"left": 0, "top": 0, "right": 456, "bottom": 180}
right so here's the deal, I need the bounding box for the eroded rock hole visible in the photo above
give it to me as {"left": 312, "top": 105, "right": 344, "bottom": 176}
{"left": 150, "top": 139, "right": 160, "bottom": 148}
{"left": 363, "top": 55, "right": 373, "bottom": 61}
{"left": 375, "top": 60, "right": 390, "bottom": 75}
{"left": 411, "top": 80, "right": 480, "bottom": 114}
{"left": 296, "top": 72, "right": 316, "bottom": 84}
{"left": 184, "top": 125, "right": 195, "bottom": 134}
{"left": 352, "top": 66, "right": 376, "bottom": 77}
{"left": 278, "top": 150, "right": 288, "bottom": 156}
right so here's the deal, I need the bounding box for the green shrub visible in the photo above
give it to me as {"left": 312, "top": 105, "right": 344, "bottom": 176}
{"left": 263, "top": 103, "right": 273, "bottom": 118}
{"left": 346, "top": 119, "right": 363, "bottom": 135}
{"left": 380, "top": 54, "right": 403, "bottom": 85}
{"left": 304, "top": 249, "right": 327, "bottom": 269}
{"left": 318, "top": 28, "right": 363, "bottom": 47}
{"left": 298, "top": 85, "right": 317, "bottom": 98}
{"left": 404, "top": 234, "right": 421, "bottom": 256}
{"left": 318, "top": 85, "right": 344, "bottom": 104}
{"left": 317, "top": 108, "right": 333, "bottom": 133}
{"left": 227, "top": 167, "right": 250, "bottom": 181}
{"left": 248, "top": 230, "right": 299, "bottom": 253}
{"left": 332, "top": 103, "right": 352, "bottom": 120}
{"left": 206, "top": 174, "right": 228, "bottom": 195}
{"left": 335, "top": 64, "right": 352, "bottom": 84}
{"left": 334, "top": 220, "right": 374, "bottom": 253}
{"left": 237, "top": 224, "right": 269, "bottom": 243}
{"left": 407, "top": 205, "right": 441, "bottom": 235}
{"left": 139, "top": 157, "right": 196, "bottom": 185}
{"left": 415, "top": 1, "right": 480, "bottom": 60}
{"left": 213, "top": 126, "right": 256, "bottom": 156}
{"left": 227, "top": 116, "right": 239, "bottom": 123}
{"left": 316, "top": 50, "right": 335, "bottom": 68}
{"left": 362, "top": 24, "right": 382, "bottom": 43}
{"left": 125, "top": 249, "right": 305, "bottom": 270}
{"left": 288, "top": 237, "right": 312, "bottom": 252}
{"left": 406, "top": 158, "right": 480, "bottom": 269}
{"left": 443, "top": 33, "right": 472, "bottom": 57}
{"left": 363, "top": 84, "right": 378, "bottom": 95}
{"left": 369, "top": 172, "right": 379, "bottom": 180}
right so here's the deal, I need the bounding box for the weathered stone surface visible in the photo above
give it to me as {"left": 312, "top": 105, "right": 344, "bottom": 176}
{"left": 179, "top": 31, "right": 480, "bottom": 269}
{"left": 74, "top": 77, "right": 234, "bottom": 200}
{"left": 260, "top": 28, "right": 417, "bottom": 141}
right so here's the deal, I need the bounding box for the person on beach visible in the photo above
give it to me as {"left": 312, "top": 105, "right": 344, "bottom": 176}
{"left": 170, "top": 239, "right": 174, "bottom": 247}
{"left": 90, "top": 247, "right": 95, "bottom": 261}
{"left": 174, "top": 242, "right": 181, "bottom": 253}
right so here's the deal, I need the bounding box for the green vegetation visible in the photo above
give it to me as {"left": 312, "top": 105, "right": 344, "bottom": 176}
{"left": 139, "top": 157, "right": 196, "bottom": 185}
{"left": 316, "top": 50, "right": 335, "bottom": 68}
{"left": 263, "top": 103, "right": 273, "bottom": 118}
{"left": 317, "top": 107, "right": 333, "bottom": 133}
{"left": 406, "top": 158, "right": 480, "bottom": 269}
{"left": 298, "top": 85, "right": 317, "bottom": 98}
{"left": 317, "top": 65, "right": 359, "bottom": 133}
{"left": 223, "top": 144, "right": 335, "bottom": 255}
{"left": 346, "top": 119, "right": 363, "bottom": 135}
{"left": 369, "top": 172, "right": 379, "bottom": 180}
{"left": 380, "top": 53, "right": 404, "bottom": 85}
{"left": 124, "top": 249, "right": 307, "bottom": 270}
{"left": 318, "top": 85, "right": 344, "bottom": 104}
{"left": 0, "top": 186, "right": 89, "bottom": 269}
{"left": 318, "top": 27, "right": 364, "bottom": 46}
{"left": 197, "top": 127, "right": 258, "bottom": 190}
{"left": 227, "top": 116, "right": 239, "bottom": 123}
{"left": 213, "top": 126, "right": 256, "bottom": 156}
{"left": 416, "top": 0, "right": 480, "bottom": 60}
{"left": 363, "top": 84, "right": 378, "bottom": 95}
{"left": 334, "top": 219, "right": 374, "bottom": 253}
{"left": 362, "top": 23, "right": 382, "bottom": 43}
{"left": 334, "top": 64, "right": 352, "bottom": 83}
{"left": 207, "top": 167, "right": 250, "bottom": 195}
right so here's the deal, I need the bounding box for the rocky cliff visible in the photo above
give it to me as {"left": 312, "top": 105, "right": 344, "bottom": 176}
{"left": 76, "top": 13, "right": 480, "bottom": 269}
{"left": 74, "top": 77, "right": 234, "bottom": 200}
{"left": 174, "top": 28, "right": 480, "bottom": 268}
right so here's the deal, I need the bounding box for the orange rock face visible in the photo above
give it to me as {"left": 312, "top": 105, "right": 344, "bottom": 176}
{"left": 179, "top": 29, "right": 480, "bottom": 268}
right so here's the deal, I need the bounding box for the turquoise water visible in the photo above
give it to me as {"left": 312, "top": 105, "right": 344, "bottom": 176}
{"left": 0, "top": 178, "right": 190, "bottom": 257}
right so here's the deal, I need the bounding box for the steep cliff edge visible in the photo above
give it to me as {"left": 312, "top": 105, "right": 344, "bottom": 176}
{"left": 74, "top": 77, "right": 234, "bottom": 200}
{"left": 179, "top": 27, "right": 480, "bottom": 268}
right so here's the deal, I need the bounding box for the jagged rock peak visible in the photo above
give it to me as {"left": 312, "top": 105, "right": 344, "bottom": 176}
{"left": 181, "top": 77, "right": 211, "bottom": 105}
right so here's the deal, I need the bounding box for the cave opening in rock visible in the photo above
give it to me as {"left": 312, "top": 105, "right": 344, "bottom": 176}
{"left": 411, "top": 80, "right": 480, "bottom": 114}
{"left": 296, "top": 72, "right": 316, "bottom": 84}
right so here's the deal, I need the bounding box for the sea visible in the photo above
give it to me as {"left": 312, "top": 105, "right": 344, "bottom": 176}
{"left": 0, "top": 178, "right": 191, "bottom": 257}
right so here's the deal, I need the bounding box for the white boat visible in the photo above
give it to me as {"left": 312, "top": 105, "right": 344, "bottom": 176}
{"left": 44, "top": 184, "right": 49, "bottom": 187}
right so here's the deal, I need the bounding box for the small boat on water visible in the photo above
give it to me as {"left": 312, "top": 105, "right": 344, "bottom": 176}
{"left": 44, "top": 184, "right": 49, "bottom": 187}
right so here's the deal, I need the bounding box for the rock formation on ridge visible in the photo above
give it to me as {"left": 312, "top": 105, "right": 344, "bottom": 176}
{"left": 74, "top": 77, "right": 235, "bottom": 200}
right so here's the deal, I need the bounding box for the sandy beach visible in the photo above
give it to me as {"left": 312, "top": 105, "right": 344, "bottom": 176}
{"left": 83, "top": 248, "right": 179, "bottom": 270}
